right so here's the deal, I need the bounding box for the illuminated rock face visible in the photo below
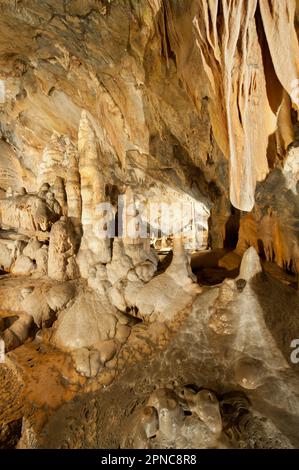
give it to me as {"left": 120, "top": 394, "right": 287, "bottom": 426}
{"left": 0, "top": 0, "right": 299, "bottom": 450}
{"left": 192, "top": 0, "right": 299, "bottom": 211}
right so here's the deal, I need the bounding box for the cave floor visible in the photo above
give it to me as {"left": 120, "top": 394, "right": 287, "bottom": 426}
{"left": 1, "top": 251, "right": 299, "bottom": 448}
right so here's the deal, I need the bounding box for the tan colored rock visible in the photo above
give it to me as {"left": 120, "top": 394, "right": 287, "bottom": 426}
{"left": 23, "top": 238, "right": 42, "bottom": 260}
{"left": 35, "top": 245, "right": 48, "bottom": 274}
{"left": 0, "top": 238, "right": 25, "bottom": 271}
{"left": 125, "top": 239, "right": 200, "bottom": 322}
{"left": 189, "top": 390, "right": 222, "bottom": 435}
{"left": 194, "top": 1, "right": 269, "bottom": 211}
{"left": 38, "top": 134, "right": 66, "bottom": 187}
{"left": 45, "top": 283, "right": 75, "bottom": 312}
{"left": 0, "top": 140, "right": 29, "bottom": 192}
{"left": 65, "top": 138, "right": 82, "bottom": 220}
{"left": 259, "top": 0, "right": 299, "bottom": 101}
{"left": 51, "top": 290, "right": 118, "bottom": 351}
{"left": 115, "top": 324, "right": 131, "bottom": 342}
{"left": 48, "top": 216, "right": 79, "bottom": 281}
{"left": 53, "top": 176, "right": 67, "bottom": 217}
{"left": 106, "top": 239, "right": 133, "bottom": 285}
{"left": 0, "top": 0, "right": 299, "bottom": 450}
{"left": 2, "top": 313, "right": 33, "bottom": 351}
{"left": 98, "top": 340, "right": 117, "bottom": 365}
{"left": 23, "top": 238, "right": 42, "bottom": 259}
{"left": 218, "top": 251, "right": 241, "bottom": 271}
{"left": 108, "top": 284, "right": 127, "bottom": 312}
{"left": 11, "top": 254, "right": 35, "bottom": 276}
{"left": 0, "top": 194, "right": 59, "bottom": 234}
{"left": 235, "top": 213, "right": 259, "bottom": 256}
{"left": 71, "top": 348, "right": 101, "bottom": 378}
{"left": 238, "top": 246, "right": 262, "bottom": 281}
{"left": 21, "top": 288, "right": 54, "bottom": 328}
{"left": 77, "top": 111, "right": 111, "bottom": 275}
{"left": 135, "top": 261, "right": 157, "bottom": 283}
{"left": 45, "top": 192, "right": 62, "bottom": 217}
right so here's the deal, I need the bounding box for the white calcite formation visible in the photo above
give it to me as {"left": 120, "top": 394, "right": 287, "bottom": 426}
{"left": 51, "top": 289, "right": 130, "bottom": 377}
{"left": 0, "top": 0, "right": 299, "bottom": 451}
{"left": 122, "top": 386, "right": 223, "bottom": 449}
{"left": 210, "top": 247, "right": 290, "bottom": 373}
{"left": 124, "top": 238, "right": 200, "bottom": 322}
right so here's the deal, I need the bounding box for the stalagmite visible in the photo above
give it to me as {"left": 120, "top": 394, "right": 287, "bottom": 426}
{"left": 0, "top": 0, "right": 299, "bottom": 452}
{"left": 38, "top": 134, "right": 66, "bottom": 187}
{"left": 65, "top": 138, "right": 82, "bottom": 220}
{"left": 48, "top": 216, "right": 79, "bottom": 281}
{"left": 124, "top": 237, "right": 200, "bottom": 322}
{"left": 52, "top": 176, "right": 67, "bottom": 217}
{"left": 77, "top": 111, "right": 111, "bottom": 278}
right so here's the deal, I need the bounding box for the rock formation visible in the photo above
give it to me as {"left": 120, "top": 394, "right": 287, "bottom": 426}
{"left": 0, "top": 0, "right": 299, "bottom": 452}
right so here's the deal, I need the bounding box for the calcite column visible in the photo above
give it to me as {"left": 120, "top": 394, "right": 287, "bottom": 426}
{"left": 77, "top": 111, "right": 111, "bottom": 278}
{"left": 53, "top": 176, "right": 67, "bottom": 217}
{"left": 122, "top": 187, "right": 146, "bottom": 245}
{"left": 48, "top": 216, "right": 79, "bottom": 281}
{"left": 38, "top": 134, "right": 65, "bottom": 187}
{"left": 65, "top": 138, "right": 82, "bottom": 220}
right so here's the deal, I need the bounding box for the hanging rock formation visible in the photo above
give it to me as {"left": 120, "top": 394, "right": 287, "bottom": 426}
{"left": 0, "top": 0, "right": 299, "bottom": 451}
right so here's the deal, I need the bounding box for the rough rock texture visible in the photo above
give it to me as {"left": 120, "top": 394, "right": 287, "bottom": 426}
{"left": 30, "top": 249, "right": 299, "bottom": 449}
{"left": 0, "top": 0, "right": 299, "bottom": 451}
{"left": 193, "top": 0, "right": 299, "bottom": 211}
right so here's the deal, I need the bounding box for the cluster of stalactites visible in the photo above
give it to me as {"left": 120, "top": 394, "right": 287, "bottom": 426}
{"left": 193, "top": 0, "right": 299, "bottom": 211}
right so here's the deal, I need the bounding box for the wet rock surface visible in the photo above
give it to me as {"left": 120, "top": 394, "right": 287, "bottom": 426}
{"left": 0, "top": 0, "right": 299, "bottom": 450}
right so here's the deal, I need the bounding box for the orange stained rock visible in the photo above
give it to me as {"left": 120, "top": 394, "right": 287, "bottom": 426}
{"left": 6, "top": 342, "right": 86, "bottom": 410}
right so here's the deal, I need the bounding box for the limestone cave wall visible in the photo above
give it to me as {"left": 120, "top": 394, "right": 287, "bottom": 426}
{"left": 0, "top": 0, "right": 299, "bottom": 451}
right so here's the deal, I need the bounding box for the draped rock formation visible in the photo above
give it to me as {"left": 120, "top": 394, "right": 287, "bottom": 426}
{"left": 0, "top": 0, "right": 299, "bottom": 451}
